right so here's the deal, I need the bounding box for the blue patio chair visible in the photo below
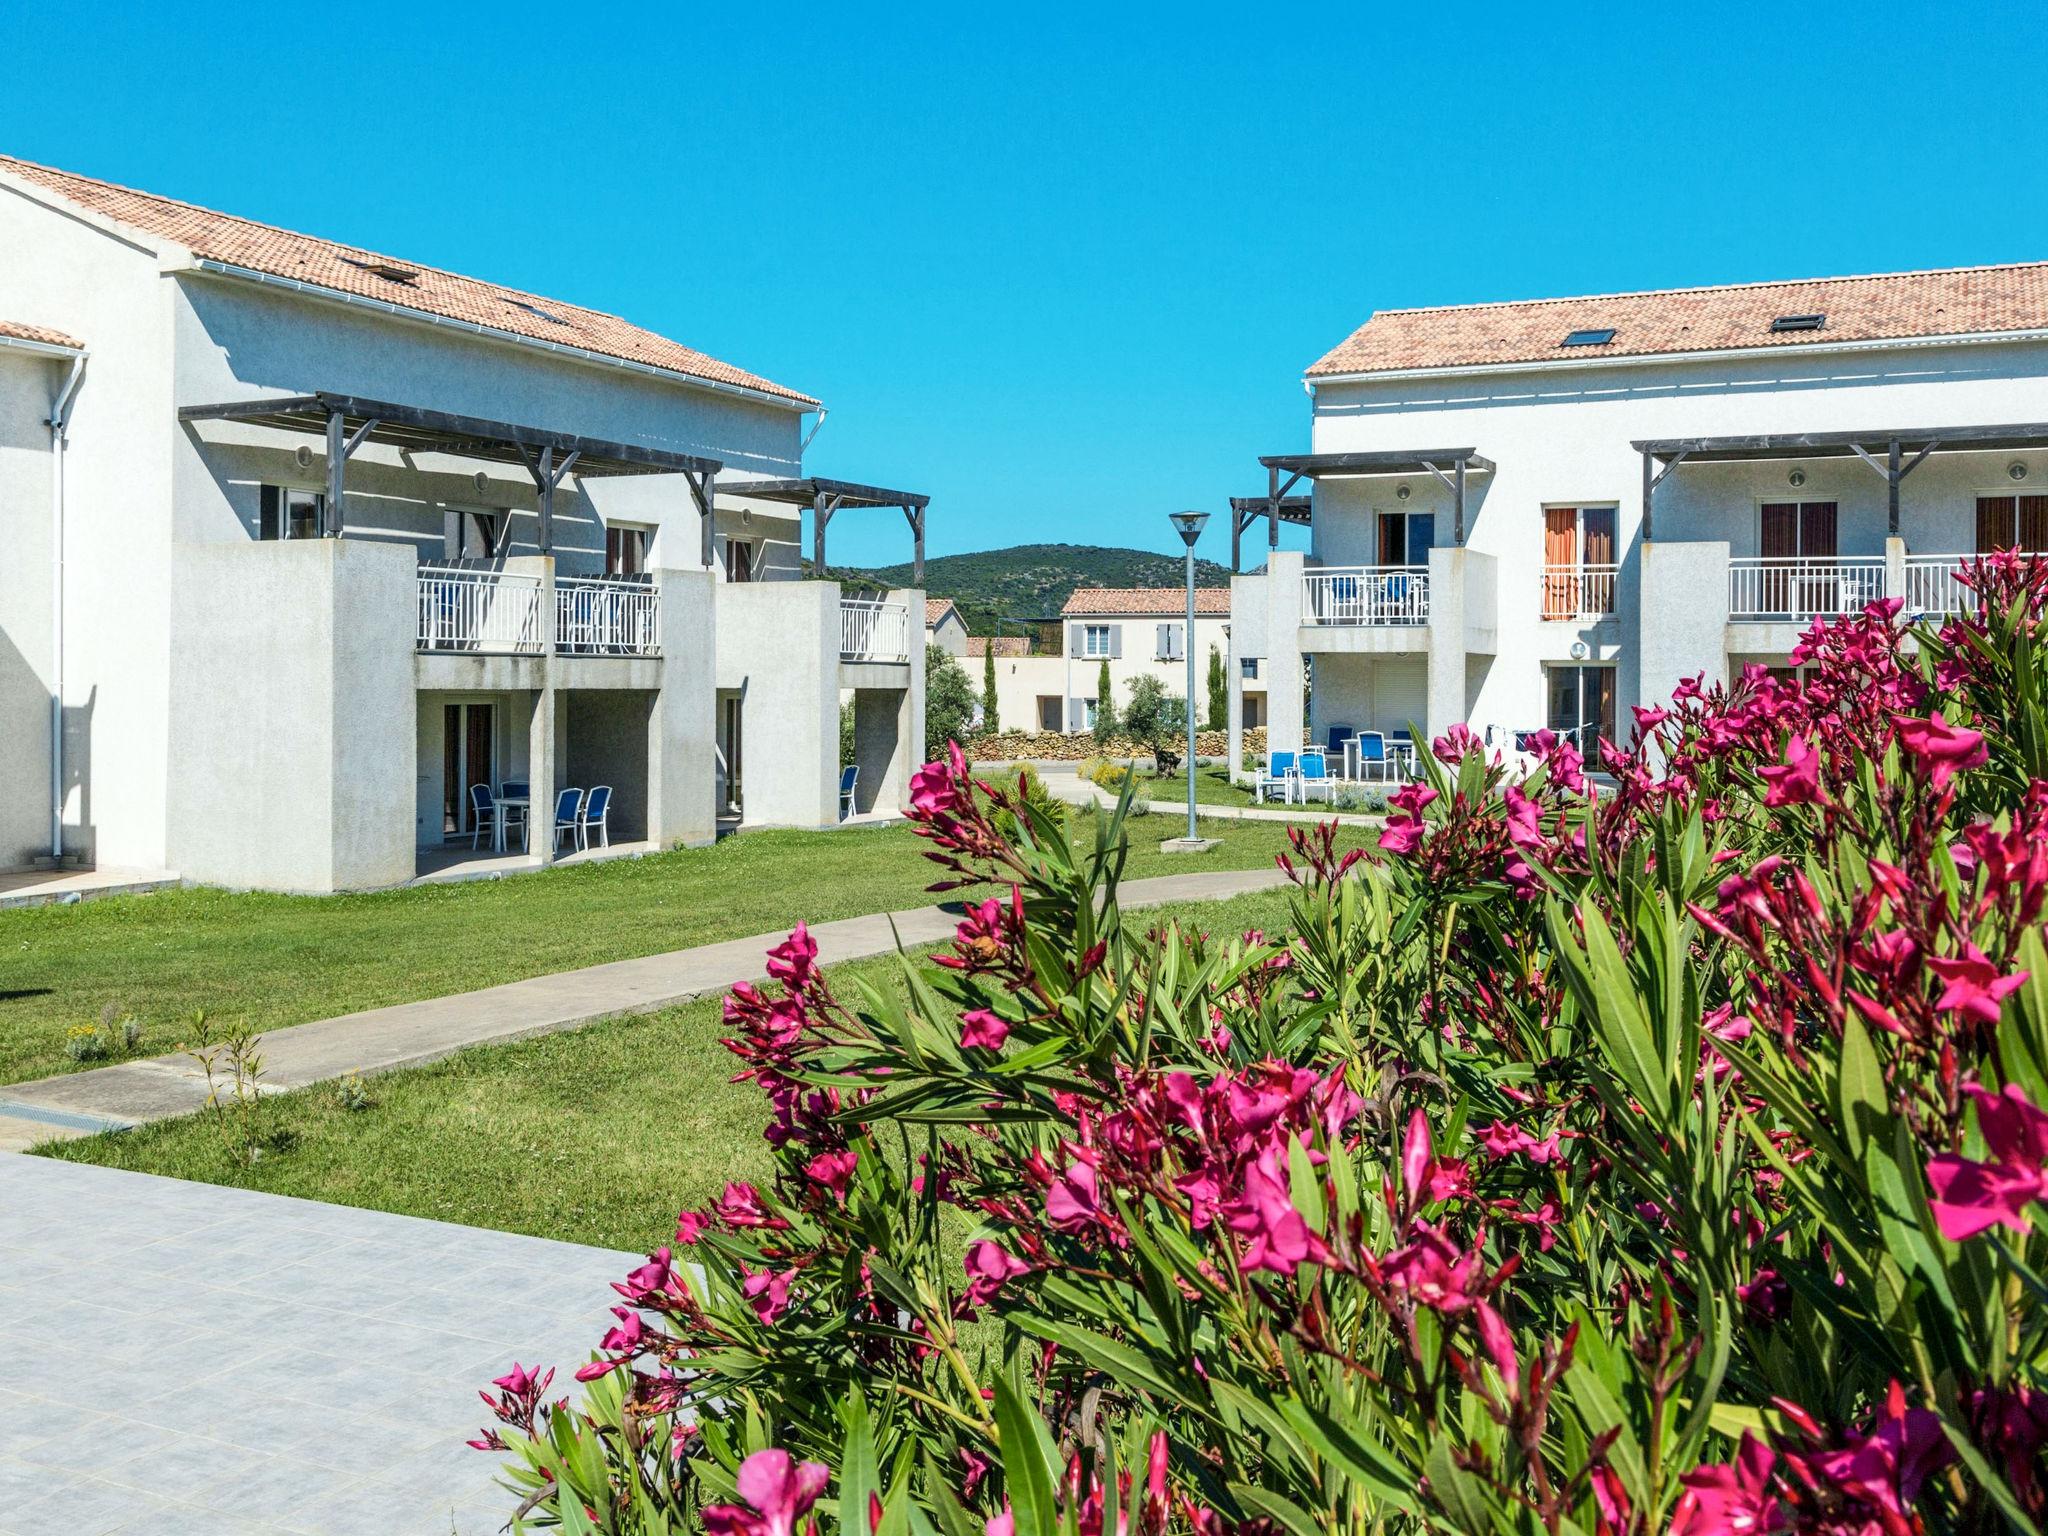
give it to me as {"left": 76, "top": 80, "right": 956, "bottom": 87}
{"left": 839, "top": 765, "right": 859, "bottom": 820}
{"left": 1257, "top": 750, "right": 1297, "bottom": 804}
{"left": 1297, "top": 749, "right": 1333, "bottom": 804}
{"left": 467, "top": 782, "right": 497, "bottom": 850}
{"left": 1356, "top": 731, "right": 1389, "bottom": 783}
{"left": 579, "top": 785, "right": 612, "bottom": 850}
{"left": 551, "top": 787, "right": 585, "bottom": 853}
{"left": 1325, "top": 723, "right": 1355, "bottom": 758}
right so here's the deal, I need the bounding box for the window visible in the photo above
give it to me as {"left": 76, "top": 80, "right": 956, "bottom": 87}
{"left": 1082, "top": 624, "right": 1117, "bottom": 657}
{"left": 1547, "top": 665, "right": 1616, "bottom": 760}
{"left": 724, "top": 539, "right": 755, "bottom": 583}
{"left": 1561, "top": 328, "right": 1616, "bottom": 347}
{"left": 448, "top": 509, "right": 506, "bottom": 560}
{"left": 1081, "top": 698, "right": 1101, "bottom": 729}
{"left": 607, "top": 525, "right": 650, "bottom": 576}
{"left": 1037, "top": 696, "right": 1061, "bottom": 732}
{"left": 259, "top": 486, "right": 324, "bottom": 540}
{"left": 1240, "top": 656, "right": 1259, "bottom": 679}
{"left": 1540, "top": 506, "right": 1618, "bottom": 618}
{"left": 1154, "top": 622, "right": 1184, "bottom": 661}
{"left": 1975, "top": 496, "right": 2048, "bottom": 553}
{"left": 1770, "top": 313, "right": 1825, "bottom": 333}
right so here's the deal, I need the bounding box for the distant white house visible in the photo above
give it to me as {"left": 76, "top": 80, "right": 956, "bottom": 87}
{"left": 925, "top": 597, "right": 968, "bottom": 656}
{"left": 1227, "top": 260, "right": 2048, "bottom": 774}
{"left": 0, "top": 153, "right": 928, "bottom": 891}
{"left": 980, "top": 587, "right": 1257, "bottom": 734}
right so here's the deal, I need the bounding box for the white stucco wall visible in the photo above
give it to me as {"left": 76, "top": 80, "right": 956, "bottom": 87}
{"left": 0, "top": 350, "right": 57, "bottom": 868}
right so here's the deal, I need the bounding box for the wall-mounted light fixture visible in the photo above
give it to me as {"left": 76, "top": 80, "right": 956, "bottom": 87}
{"left": 1788, "top": 467, "right": 1807, "bottom": 489}
{"left": 1570, "top": 640, "right": 1589, "bottom": 660}
{"left": 294, "top": 444, "right": 315, "bottom": 471}
{"left": 472, "top": 470, "right": 490, "bottom": 493}
{"left": 2011, "top": 462, "right": 2030, "bottom": 483}
{"left": 1395, "top": 483, "right": 1411, "bottom": 501}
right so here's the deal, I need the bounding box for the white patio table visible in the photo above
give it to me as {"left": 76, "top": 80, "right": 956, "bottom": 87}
{"left": 492, "top": 795, "right": 530, "bottom": 853}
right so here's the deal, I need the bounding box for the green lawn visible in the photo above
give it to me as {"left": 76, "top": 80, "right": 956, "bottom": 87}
{"left": 0, "top": 811, "right": 1315, "bottom": 1086}
{"left": 38, "top": 890, "right": 1299, "bottom": 1254}
{"left": 1137, "top": 765, "right": 1390, "bottom": 813}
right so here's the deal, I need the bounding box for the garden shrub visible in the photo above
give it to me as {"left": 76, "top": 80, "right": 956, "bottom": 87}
{"left": 479, "top": 554, "right": 2048, "bottom": 1534}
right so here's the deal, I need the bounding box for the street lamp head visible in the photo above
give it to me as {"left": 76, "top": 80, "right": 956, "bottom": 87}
{"left": 1168, "top": 510, "right": 1210, "bottom": 548}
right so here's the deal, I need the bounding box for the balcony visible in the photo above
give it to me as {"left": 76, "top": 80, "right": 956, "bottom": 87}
{"left": 415, "top": 569, "right": 659, "bottom": 656}
{"left": 1302, "top": 565, "right": 1429, "bottom": 626}
{"left": 416, "top": 568, "right": 546, "bottom": 653}
{"left": 840, "top": 597, "right": 911, "bottom": 661}
{"left": 1903, "top": 555, "right": 1977, "bottom": 618}
{"left": 1728, "top": 557, "right": 1886, "bottom": 622}
{"left": 556, "top": 575, "right": 660, "bottom": 656}
{"left": 1539, "top": 563, "right": 1617, "bottom": 621}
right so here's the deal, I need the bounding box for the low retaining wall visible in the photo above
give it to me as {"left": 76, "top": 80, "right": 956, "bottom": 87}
{"left": 964, "top": 727, "right": 1265, "bottom": 763}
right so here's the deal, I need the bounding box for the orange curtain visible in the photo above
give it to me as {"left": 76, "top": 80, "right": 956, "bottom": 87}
{"left": 1543, "top": 507, "right": 1578, "bottom": 619}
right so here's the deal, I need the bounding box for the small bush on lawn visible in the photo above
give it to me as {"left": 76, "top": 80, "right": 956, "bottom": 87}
{"left": 477, "top": 555, "right": 2048, "bottom": 1533}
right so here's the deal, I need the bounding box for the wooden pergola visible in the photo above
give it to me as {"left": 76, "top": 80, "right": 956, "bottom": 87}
{"left": 180, "top": 392, "right": 723, "bottom": 561}
{"left": 1633, "top": 422, "right": 2048, "bottom": 540}
{"left": 720, "top": 476, "right": 932, "bottom": 584}
{"left": 1235, "top": 449, "right": 1496, "bottom": 571}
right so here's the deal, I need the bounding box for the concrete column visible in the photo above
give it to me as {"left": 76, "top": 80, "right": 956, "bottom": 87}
{"left": 1638, "top": 541, "right": 1731, "bottom": 713}
{"left": 1263, "top": 551, "right": 1306, "bottom": 756}
{"left": 647, "top": 567, "right": 716, "bottom": 848}
{"left": 529, "top": 682, "right": 559, "bottom": 863}
{"left": 1424, "top": 546, "right": 1497, "bottom": 739}
{"left": 890, "top": 587, "right": 925, "bottom": 804}
{"left": 1885, "top": 536, "right": 1907, "bottom": 603}
{"left": 1225, "top": 623, "right": 1244, "bottom": 784}
{"left": 713, "top": 580, "right": 840, "bottom": 828}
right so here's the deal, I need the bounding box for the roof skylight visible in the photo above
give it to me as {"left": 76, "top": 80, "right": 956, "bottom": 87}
{"left": 341, "top": 256, "right": 419, "bottom": 284}
{"left": 509, "top": 299, "right": 569, "bottom": 326}
{"left": 1561, "top": 328, "right": 1616, "bottom": 347}
{"left": 1771, "top": 313, "right": 1826, "bottom": 332}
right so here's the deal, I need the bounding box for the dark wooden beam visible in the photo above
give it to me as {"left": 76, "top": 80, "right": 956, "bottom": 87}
{"left": 325, "top": 408, "right": 346, "bottom": 537}
{"left": 904, "top": 504, "right": 926, "bottom": 586}
{"left": 1455, "top": 455, "right": 1466, "bottom": 546}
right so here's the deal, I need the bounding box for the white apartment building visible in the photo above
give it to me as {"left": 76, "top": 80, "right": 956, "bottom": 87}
{"left": 1227, "top": 262, "right": 2048, "bottom": 775}
{"left": 979, "top": 587, "right": 1258, "bottom": 735}
{"left": 0, "top": 154, "right": 926, "bottom": 892}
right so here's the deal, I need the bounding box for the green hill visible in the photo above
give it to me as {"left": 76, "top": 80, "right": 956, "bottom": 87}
{"left": 829, "top": 542, "right": 1233, "bottom": 638}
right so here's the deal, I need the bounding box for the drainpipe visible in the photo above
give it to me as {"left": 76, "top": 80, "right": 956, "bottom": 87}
{"left": 46, "top": 350, "right": 87, "bottom": 862}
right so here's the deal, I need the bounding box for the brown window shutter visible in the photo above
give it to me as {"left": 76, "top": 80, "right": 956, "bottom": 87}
{"left": 1978, "top": 496, "right": 2018, "bottom": 552}
{"left": 2021, "top": 495, "right": 2048, "bottom": 553}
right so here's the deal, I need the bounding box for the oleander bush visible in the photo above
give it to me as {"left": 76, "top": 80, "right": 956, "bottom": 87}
{"left": 478, "top": 554, "right": 2048, "bottom": 1534}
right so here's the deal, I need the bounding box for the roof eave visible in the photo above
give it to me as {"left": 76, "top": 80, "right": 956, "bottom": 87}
{"left": 183, "top": 258, "right": 821, "bottom": 413}
{"left": 1304, "top": 326, "right": 2048, "bottom": 389}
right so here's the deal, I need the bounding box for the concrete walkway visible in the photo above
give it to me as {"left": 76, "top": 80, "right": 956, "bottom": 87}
{"left": 0, "top": 866, "right": 1288, "bottom": 1145}
{"left": 0, "top": 865, "right": 180, "bottom": 911}
{"left": 0, "top": 1154, "right": 633, "bottom": 1534}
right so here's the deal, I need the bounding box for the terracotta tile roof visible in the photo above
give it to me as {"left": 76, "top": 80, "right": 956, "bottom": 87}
{"left": 966, "top": 636, "right": 1031, "bottom": 658}
{"left": 0, "top": 154, "right": 816, "bottom": 406}
{"left": 1308, "top": 262, "right": 2048, "bottom": 378}
{"left": 0, "top": 319, "right": 83, "bottom": 350}
{"left": 1062, "top": 587, "right": 1230, "bottom": 617}
{"left": 925, "top": 597, "right": 960, "bottom": 625}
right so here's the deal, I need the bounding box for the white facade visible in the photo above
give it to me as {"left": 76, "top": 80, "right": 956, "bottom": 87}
{"left": 0, "top": 164, "right": 926, "bottom": 888}
{"left": 980, "top": 597, "right": 1259, "bottom": 736}
{"left": 1230, "top": 312, "right": 2048, "bottom": 774}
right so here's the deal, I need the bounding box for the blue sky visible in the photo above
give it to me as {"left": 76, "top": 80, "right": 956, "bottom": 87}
{"left": 8, "top": 2, "right": 2047, "bottom": 569}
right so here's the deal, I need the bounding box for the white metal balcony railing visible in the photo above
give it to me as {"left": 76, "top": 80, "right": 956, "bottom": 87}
{"left": 1301, "top": 565, "right": 1430, "bottom": 626}
{"left": 416, "top": 568, "right": 546, "bottom": 653}
{"left": 1728, "top": 556, "right": 1887, "bottom": 622}
{"left": 1539, "top": 563, "right": 1618, "bottom": 620}
{"left": 557, "top": 576, "right": 661, "bottom": 656}
{"left": 840, "top": 598, "right": 912, "bottom": 661}
{"left": 1903, "top": 555, "right": 1976, "bottom": 619}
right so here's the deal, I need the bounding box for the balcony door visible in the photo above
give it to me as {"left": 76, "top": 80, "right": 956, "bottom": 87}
{"left": 1546, "top": 665, "right": 1615, "bottom": 761}
{"left": 1975, "top": 495, "right": 2048, "bottom": 552}
{"left": 440, "top": 702, "right": 496, "bottom": 840}
{"left": 1760, "top": 501, "right": 1837, "bottom": 613}
{"left": 1376, "top": 511, "right": 1436, "bottom": 567}
{"left": 1541, "top": 507, "right": 1617, "bottom": 619}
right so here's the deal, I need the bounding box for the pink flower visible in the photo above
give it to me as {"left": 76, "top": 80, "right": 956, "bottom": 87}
{"left": 1926, "top": 945, "right": 2028, "bottom": 1028}
{"left": 1474, "top": 1300, "right": 1519, "bottom": 1389}
{"left": 959, "top": 1009, "right": 1010, "bottom": 1050}
{"left": 702, "top": 1448, "right": 832, "bottom": 1536}
{"left": 961, "top": 1240, "right": 1029, "bottom": 1307}
{"left": 1046, "top": 1161, "right": 1102, "bottom": 1231}
{"left": 1670, "top": 1434, "right": 1785, "bottom": 1536}
{"left": 1221, "top": 1149, "right": 1330, "bottom": 1277}
{"left": 1893, "top": 710, "right": 1987, "bottom": 789}
{"left": 1928, "top": 1082, "right": 2048, "bottom": 1240}
{"left": 1375, "top": 1226, "right": 1487, "bottom": 1314}
{"left": 804, "top": 1149, "right": 859, "bottom": 1202}
{"left": 741, "top": 1265, "right": 795, "bottom": 1324}
{"left": 1758, "top": 734, "right": 1820, "bottom": 807}
{"left": 909, "top": 745, "right": 972, "bottom": 818}
{"left": 984, "top": 1509, "right": 1014, "bottom": 1536}
{"left": 1472, "top": 1120, "right": 1564, "bottom": 1164}
{"left": 765, "top": 923, "right": 818, "bottom": 988}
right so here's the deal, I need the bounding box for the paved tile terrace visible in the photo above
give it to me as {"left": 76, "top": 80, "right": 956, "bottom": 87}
{"left": 0, "top": 866, "right": 1289, "bottom": 1146}
{"left": 0, "top": 1155, "right": 636, "bottom": 1534}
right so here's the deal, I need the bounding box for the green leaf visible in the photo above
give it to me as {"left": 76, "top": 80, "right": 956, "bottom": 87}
{"left": 1226, "top": 1484, "right": 1325, "bottom": 1536}
{"left": 1835, "top": 1008, "right": 1886, "bottom": 1165}
{"left": 993, "top": 1368, "right": 1056, "bottom": 1536}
